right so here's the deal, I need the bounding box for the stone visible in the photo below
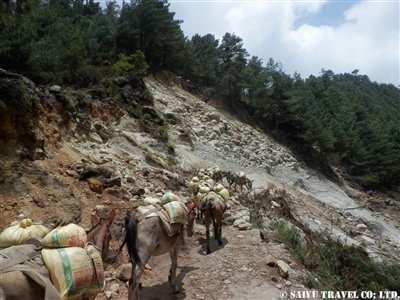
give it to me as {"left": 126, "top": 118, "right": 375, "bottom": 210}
{"left": 87, "top": 178, "right": 103, "bottom": 194}
{"left": 237, "top": 222, "right": 253, "bottom": 230}
{"left": 130, "top": 187, "right": 145, "bottom": 196}
{"left": 116, "top": 264, "right": 132, "bottom": 282}
{"left": 233, "top": 218, "right": 246, "bottom": 227}
{"left": 79, "top": 166, "right": 113, "bottom": 180}
{"left": 265, "top": 255, "right": 278, "bottom": 267}
{"left": 49, "top": 85, "right": 61, "bottom": 93}
{"left": 356, "top": 223, "right": 368, "bottom": 230}
{"left": 102, "top": 176, "right": 122, "bottom": 188}
{"left": 271, "top": 201, "right": 281, "bottom": 208}
{"left": 276, "top": 260, "right": 290, "bottom": 279}
{"left": 109, "top": 283, "right": 120, "bottom": 294}
{"left": 361, "top": 235, "right": 375, "bottom": 245}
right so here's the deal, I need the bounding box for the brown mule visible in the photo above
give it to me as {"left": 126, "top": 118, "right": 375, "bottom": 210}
{"left": 199, "top": 192, "right": 227, "bottom": 254}
{"left": 0, "top": 209, "right": 116, "bottom": 300}
{"left": 122, "top": 204, "right": 195, "bottom": 300}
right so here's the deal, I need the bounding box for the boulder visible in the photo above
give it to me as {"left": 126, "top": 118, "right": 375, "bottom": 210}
{"left": 87, "top": 178, "right": 103, "bottom": 194}
{"left": 276, "top": 260, "right": 290, "bottom": 279}
{"left": 102, "top": 176, "right": 122, "bottom": 188}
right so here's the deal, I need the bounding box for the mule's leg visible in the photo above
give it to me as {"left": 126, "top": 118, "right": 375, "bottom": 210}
{"left": 214, "top": 213, "right": 223, "bottom": 246}
{"left": 168, "top": 232, "right": 183, "bottom": 294}
{"left": 128, "top": 263, "right": 142, "bottom": 300}
{"left": 212, "top": 212, "right": 219, "bottom": 241}
{"left": 204, "top": 211, "right": 211, "bottom": 254}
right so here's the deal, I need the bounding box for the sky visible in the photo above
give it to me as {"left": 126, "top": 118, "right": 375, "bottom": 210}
{"left": 168, "top": 0, "right": 400, "bottom": 85}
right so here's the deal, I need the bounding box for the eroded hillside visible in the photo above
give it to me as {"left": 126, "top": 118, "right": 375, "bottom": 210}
{"left": 0, "top": 69, "right": 399, "bottom": 299}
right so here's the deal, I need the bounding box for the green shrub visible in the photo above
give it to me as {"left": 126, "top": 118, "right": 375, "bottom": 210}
{"left": 249, "top": 210, "right": 264, "bottom": 228}
{"left": 113, "top": 51, "right": 149, "bottom": 79}
{"left": 157, "top": 126, "right": 169, "bottom": 142}
{"left": 73, "top": 65, "right": 101, "bottom": 87}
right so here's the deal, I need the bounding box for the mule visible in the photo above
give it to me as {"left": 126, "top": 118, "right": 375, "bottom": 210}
{"left": 0, "top": 209, "right": 116, "bottom": 300}
{"left": 199, "top": 192, "right": 227, "bottom": 254}
{"left": 122, "top": 203, "right": 195, "bottom": 300}
{"left": 227, "top": 172, "right": 253, "bottom": 193}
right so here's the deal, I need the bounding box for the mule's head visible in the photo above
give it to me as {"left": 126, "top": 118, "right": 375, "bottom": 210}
{"left": 87, "top": 209, "right": 116, "bottom": 260}
{"left": 247, "top": 178, "right": 254, "bottom": 191}
{"left": 185, "top": 198, "right": 197, "bottom": 237}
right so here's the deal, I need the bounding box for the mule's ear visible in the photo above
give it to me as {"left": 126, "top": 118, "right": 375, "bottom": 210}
{"left": 91, "top": 212, "right": 100, "bottom": 226}
{"left": 107, "top": 209, "right": 116, "bottom": 223}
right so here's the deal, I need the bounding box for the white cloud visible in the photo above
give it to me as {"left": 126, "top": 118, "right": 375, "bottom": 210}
{"left": 286, "top": 1, "right": 399, "bottom": 83}
{"left": 171, "top": 1, "right": 399, "bottom": 85}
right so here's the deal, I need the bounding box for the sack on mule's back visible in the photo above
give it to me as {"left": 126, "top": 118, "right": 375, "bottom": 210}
{"left": 163, "top": 201, "right": 188, "bottom": 224}
{"left": 143, "top": 197, "right": 161, "bottom": 206}
{"left": 42, "top": 246, "right": 94, "bottom": 299}
{"left": 42, "top": 223, "right": 87, "bottom": 248}
{"left": 161, "top": 191, "right": 180, "bottom": 205}
{"left": 214, "top": 184, "right": 229, "bottom": 202}
{"left": 0, "top": 219, "right": 49, "bottom": 248}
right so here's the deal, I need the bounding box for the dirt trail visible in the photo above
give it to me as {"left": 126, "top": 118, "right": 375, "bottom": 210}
{"left": 97, "top": 217, "right": 312, "bottom": 300}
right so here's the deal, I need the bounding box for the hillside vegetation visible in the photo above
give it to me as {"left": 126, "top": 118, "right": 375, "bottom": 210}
{"left": 1, "top": 0, "right": 399, "bottom": 189}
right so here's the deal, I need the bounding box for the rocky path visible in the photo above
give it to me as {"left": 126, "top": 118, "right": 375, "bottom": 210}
{"left": 97, "top": 214, "right": 314, "bottom": 300}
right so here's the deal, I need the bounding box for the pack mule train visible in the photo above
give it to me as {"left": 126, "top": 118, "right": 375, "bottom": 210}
{"left": 121, "top": 201, "right": 196, "bottom": 300}
{"left": 0, "top": 209, "right": 116, "bottom": 300}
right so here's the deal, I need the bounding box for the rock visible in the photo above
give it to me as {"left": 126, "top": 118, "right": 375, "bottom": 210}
{"left": 271, "top": 200, "right": 280, "bottom": 208}
{"left": 105, "top": 187, "right": 131, "bottom": 200}
{"left": 49, "top": 85, "right": 61, "bottom": 93}
{"left": 93, "top": 121, "right": 111, "bottom": 142}
{"left": 233, "top": 218, "right": 246, "bottom": 227}
{"left": 65, "top": 169, "right": 78, "bottom": 177}
{"left": 130, "top": 187, "right": 145, "bottom": 196}
{"left": 384, "top": 198, "right": 393, "bottom": 206}
{"left": 87, "top": 178, "right": 103, "bottom": 194}
{"left": 88, "top": 132, "right": 104, "bottom": 144}
{"left": 104, "top": 291, "right": 118, "bottom": 299}
{"left": 237, "top": 222, "right": 253, "bottom": 230}
{"left": 206, "top": 112, "right": 221, "bottom": 122}
{"left": 265, "top": 255, "right": 278, "bottom": 267}
{"left": 104, "top": 270, "right": 114, "bottom": 279}
{"left": 356, "top": 223, "right": 368, "bottom": 230}
{"left": 109, "top": 283, "right": 120, "bottom": 294}
{"left": 116, "top": 264, "right": 132, "bottom": 281}
{"left": 276, "top": 260, "right": 290, "bottom": 279}
{"left": 102, "top": 176, "right": 122, "bottom": 188}
{"left": 79, "top": 166, "right": 113, "bottom": 180}
{"left": 125, "top": 176, "right": 135, "bottom": 184}
{"left": 361, "top": 235, "right": 375, "bottom": 245}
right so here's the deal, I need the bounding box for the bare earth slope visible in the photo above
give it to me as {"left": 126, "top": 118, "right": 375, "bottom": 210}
{"left": 0, "top": 71, "right": 399, "bottom": 299}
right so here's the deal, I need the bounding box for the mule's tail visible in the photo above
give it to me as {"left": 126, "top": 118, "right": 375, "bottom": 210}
{"left": 123, "top": 212, "right": 144, "bottom": 270}
{"left": 199, "top": 198, "right": 213, "bottom": 212}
